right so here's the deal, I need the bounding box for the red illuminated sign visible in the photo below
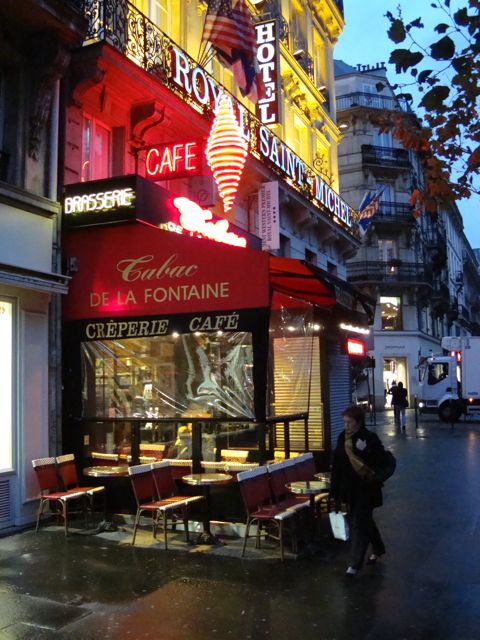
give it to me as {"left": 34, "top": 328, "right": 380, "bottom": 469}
{"left": 145, "top": 140, "right": 203, "bottom": 180}
{"left": 168, "top": 197, "right": 247, "bottom": 248}
{"left": 347, "top": 338, "right": 366, "bottom": 357}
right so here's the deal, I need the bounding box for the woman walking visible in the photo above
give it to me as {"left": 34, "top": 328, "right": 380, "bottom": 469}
{"left": 330, "top": 404, "right": 388, "bottom": 577}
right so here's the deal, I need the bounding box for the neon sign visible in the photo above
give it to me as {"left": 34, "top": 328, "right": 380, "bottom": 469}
{"left": 166, "top": 197, "right": 247, "bottom": 248}
{"left": 145, "top": 140, "right": 203, "bottom": 180}
{"left": 64, "top": 188, "right": 135, "bottom": 215}
{"left": 346, "top": 338, "right": 366, "bottom": 357}
{"left": 205, "top": 95, "right": 248, "bottom": 214}
{"left": 256, "top": 21, "right": 280, "bottom": 125}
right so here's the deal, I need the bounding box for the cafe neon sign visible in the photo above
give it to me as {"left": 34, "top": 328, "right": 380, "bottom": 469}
{"left": 168, "top": 197, "right": 247, "bottom": 248}
{"left": 145, "top": 140, "right": 202, "bottom": 180}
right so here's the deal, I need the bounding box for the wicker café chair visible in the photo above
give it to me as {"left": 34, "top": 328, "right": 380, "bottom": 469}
{"left": 56, "top": 454, "right": 106, "bottom": 522}
{"left": 32, "top": 457, "right": 87, "bottom": 535}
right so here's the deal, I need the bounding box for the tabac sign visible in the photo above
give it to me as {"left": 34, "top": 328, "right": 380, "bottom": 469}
{"left": 62, "top": 224, "right": 270, "bottom": 321}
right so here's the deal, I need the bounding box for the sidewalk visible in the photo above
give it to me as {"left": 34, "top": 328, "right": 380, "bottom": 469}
{"left": 1, "top": 411, "right": 480, "bottom": 639}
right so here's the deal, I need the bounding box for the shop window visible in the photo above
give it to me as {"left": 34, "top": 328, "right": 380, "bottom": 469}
{"left": 0, "top": 299, "right": 13, "bottom": 471}
{"left": 0, "top": 69, "right": 8, "bottom": 181}
{"left": 81, "top": 117, "right": 111, "bottom": 182}
{"left": 380, "top": 295, "right": 402, "bottom": 330}
{"left": 81, "top": 331, "right": 254, "bottom": 421}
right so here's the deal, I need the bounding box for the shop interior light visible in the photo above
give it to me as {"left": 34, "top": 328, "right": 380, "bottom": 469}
{"left": 194, "top": 331, "right": 202, "bottom": 336}
{"left": 172, "top": 332, "right": 179, "bottom": 338}
{"left": 313, "top": 324, "right": 321, "bottom": 331}
{"left": 205, "top": 94, "right": 248, "bottom": 214}
{"left": 217, "top": 330, "right": 223, "bottom": 336}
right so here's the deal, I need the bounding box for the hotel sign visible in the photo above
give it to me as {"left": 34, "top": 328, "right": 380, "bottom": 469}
{"left": 255, "top": 20, "right": 281, "bottom": 125}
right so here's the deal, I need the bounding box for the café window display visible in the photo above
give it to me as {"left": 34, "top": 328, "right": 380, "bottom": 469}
{"left": 80, "top": 331, "right": 256, "bottom": 462}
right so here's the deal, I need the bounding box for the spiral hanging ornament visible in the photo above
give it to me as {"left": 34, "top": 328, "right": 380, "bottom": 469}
{"left": 205, "top": 94, "right": 249, "bottom": 214}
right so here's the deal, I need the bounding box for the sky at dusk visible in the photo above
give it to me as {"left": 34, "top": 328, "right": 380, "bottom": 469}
{"left": 334, "top": 0, "right": 480, "bottom": 249}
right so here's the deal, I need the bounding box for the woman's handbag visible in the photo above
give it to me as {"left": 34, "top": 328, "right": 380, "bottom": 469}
{"left": 329, "top": 511, "right": 350, "bottom": 541}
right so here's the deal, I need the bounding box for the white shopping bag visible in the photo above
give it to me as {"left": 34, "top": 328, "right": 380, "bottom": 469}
{"left": 329, "top": 511, "right": 349, "bottom": 541}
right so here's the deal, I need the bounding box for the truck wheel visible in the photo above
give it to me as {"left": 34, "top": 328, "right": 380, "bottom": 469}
{"left": 438, "top": 401, "right": 462, "bottom": 423}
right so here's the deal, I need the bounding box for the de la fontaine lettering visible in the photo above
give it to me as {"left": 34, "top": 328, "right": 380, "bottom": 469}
{"left": 89, "top": 253, "right": 230, "bottom": 310}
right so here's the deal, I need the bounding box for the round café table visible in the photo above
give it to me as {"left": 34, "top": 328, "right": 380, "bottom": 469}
{"left": 286, "top": 480, "right": 330, "bottom": 545}
{"left": 83, "top": 465, "right": 129, "bottom": 531}
{"left": 182, "top": 473, "right": 232, "bottom": 545}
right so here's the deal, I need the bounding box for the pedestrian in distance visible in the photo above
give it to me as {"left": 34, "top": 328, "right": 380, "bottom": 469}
{"left": 391, "top": 381, "right": 408, "bottom": 431}
{"left": 330, "top": 404, "right": 388, "bottom": 577}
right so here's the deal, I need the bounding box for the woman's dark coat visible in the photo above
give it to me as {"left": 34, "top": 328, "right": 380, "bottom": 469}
{"left": 330, "top": 426, "right": 386, "bottom": 509}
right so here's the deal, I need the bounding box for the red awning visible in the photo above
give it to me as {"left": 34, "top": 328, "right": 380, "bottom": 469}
{"left": 269, "top": 256, "right": 375, "bottom": 323}
{"left": 269, "top": 256, "right": 336, "bottom": 308}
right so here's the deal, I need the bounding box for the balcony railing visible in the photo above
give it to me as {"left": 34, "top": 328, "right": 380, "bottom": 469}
{"left": 337, "top": 92, "right": 412, "bottom": 113}
{"left": 347, "top": 260, "right": 432, "bottom": 285}
{"left": 362, "top": 145, "right": 411, "bottom": 169}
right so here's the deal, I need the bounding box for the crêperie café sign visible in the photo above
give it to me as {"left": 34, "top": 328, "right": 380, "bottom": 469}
{"left": 62, "top": 175, "right": 258, "bottom": 249}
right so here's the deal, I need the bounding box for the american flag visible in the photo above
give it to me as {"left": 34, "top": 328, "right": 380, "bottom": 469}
{"left": 202, "top": 0, "right": 257, "bottom": 60}
{"left": 202, "top": 0, "right": 265, "bottom": 102}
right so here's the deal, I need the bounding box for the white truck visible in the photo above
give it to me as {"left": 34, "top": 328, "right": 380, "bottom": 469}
{"left": 418, "top": 336, "right": 480, "bottom": 422}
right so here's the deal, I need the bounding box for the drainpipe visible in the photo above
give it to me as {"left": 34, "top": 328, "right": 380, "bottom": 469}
{"left": 48, "top": 78, "right": 62, "bottom": 456}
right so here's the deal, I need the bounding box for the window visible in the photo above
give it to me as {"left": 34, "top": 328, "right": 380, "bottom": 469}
{"left": 279, "top": 234, "right": 291, "bottom": 257}
{"left": 293, "top": 113, "right": 308, "bottom": 159}
{"left": 327, "top": 261, "right": 337, "bottom": 275}
{"left": 373, "top": 126, "right": 392, "bottom": 147}
{"left": 378, "top": 239, "right": 397, "bottom": 262}
{"left": 149, "top": 0, "right": 170, "bottom": 31}
{"left": 81, "top": 117, "right": 111, "bottom": 182}
{"left": 305, "top": 248, "right": 317, "bottom": 265}
{"left": 0, "top": 299, "right": 13, "bottom": 471}
{"left": 380, "top": 296, "right": 402, "bottom": 330}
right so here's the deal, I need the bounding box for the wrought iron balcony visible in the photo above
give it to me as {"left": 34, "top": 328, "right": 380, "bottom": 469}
{"left": 347, "top": 260, "right": 432, "bottom": 286}
{"left": 336, "top": 92, "right": 412, "bottom": 113}
{"left": 369, "top": 201, "right": 415, "bottom": 226}
{"left": 361, "top": 145, "right": 411, "bottom": 169}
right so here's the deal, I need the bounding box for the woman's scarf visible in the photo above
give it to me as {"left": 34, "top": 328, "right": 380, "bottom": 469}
{"left": 344, "top": 433, "right": 376, "bottom": 481}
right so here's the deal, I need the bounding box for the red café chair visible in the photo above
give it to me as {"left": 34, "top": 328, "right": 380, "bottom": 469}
{"left": 292, "top": 453, "right": 329, "bottom": 515}
{"left": 237, "top": 466, "right": 305, "bottom": 561}
{"left": 150, "top": 461, "right": 204, "bottom": 549}
{"left": 32, "top": 457, "right": 88, "bottom": 536}
{"left": 293, "top": 452, "right": 316, "bottom": 480}
{"left": 56, "top": 454, "right": 106, "bottom": 522}
{"left": 267, "top": 461, "right": 308, "bottom": 509}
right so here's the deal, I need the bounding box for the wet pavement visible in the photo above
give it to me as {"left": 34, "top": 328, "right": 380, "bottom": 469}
{"left": 1, "top": 412, "right": 480, "bottom": 639}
